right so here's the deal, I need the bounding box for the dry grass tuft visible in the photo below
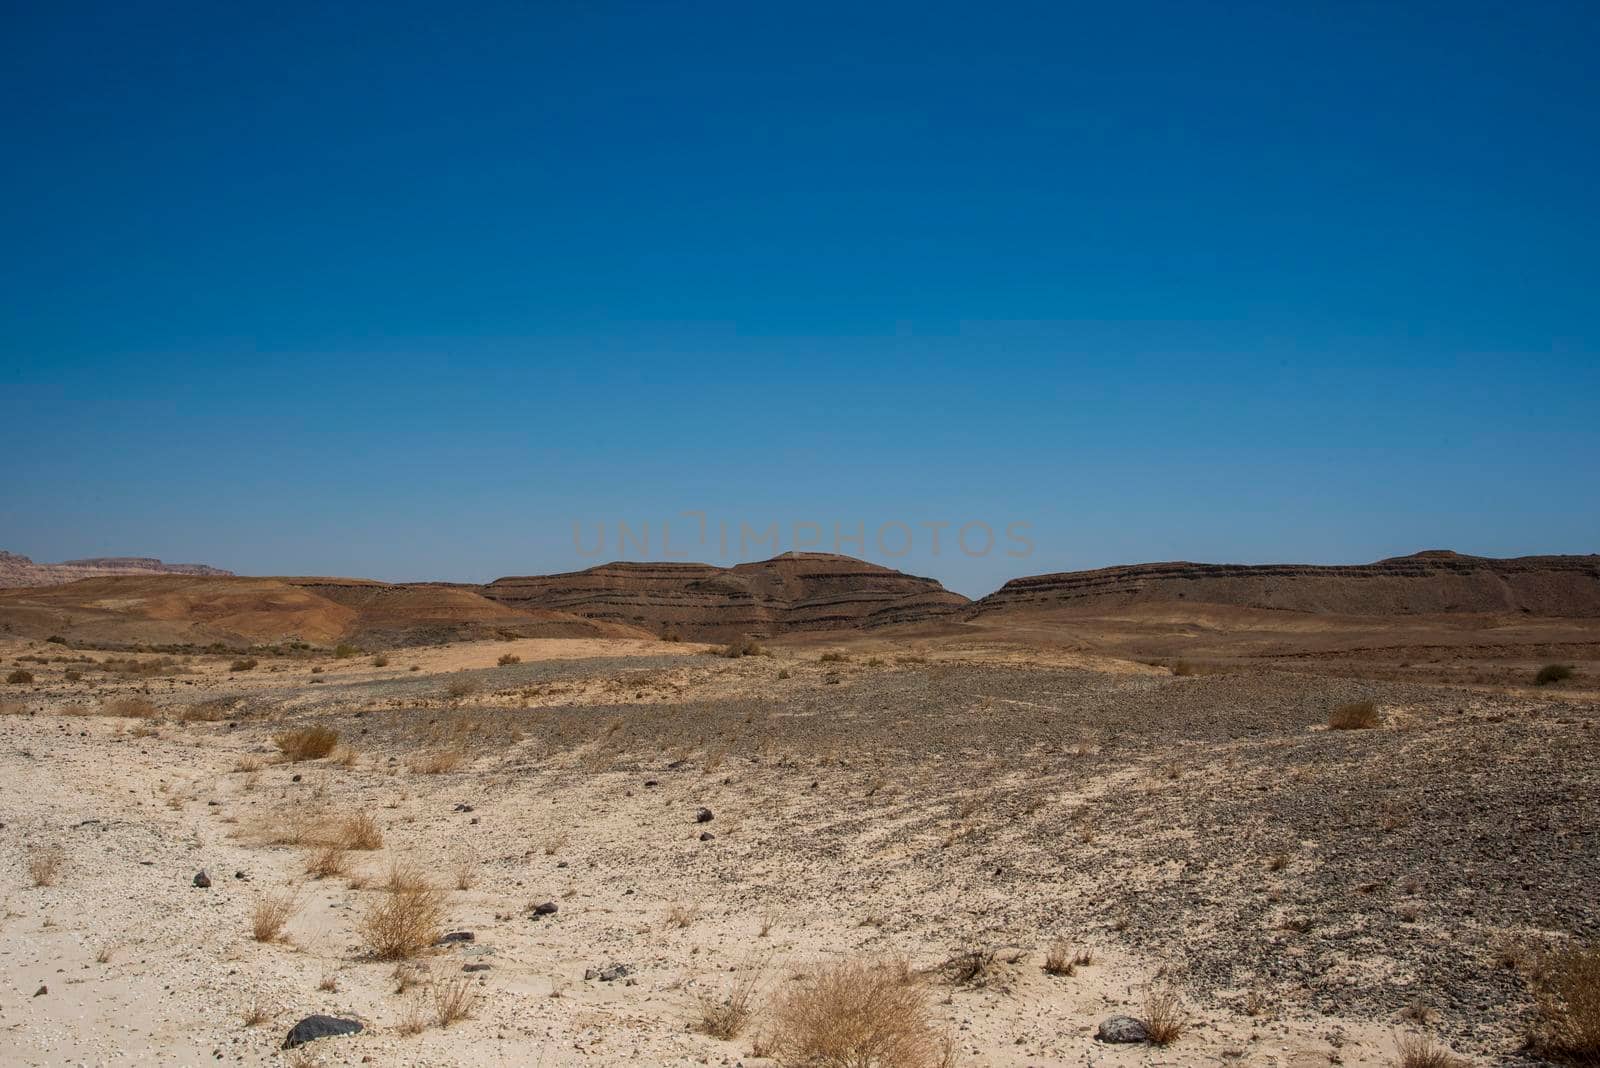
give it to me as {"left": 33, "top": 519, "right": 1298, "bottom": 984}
{"left": 242, "top": 997, "right": 272, "bottom": 1027}
{"left": 26, "top": 844, "right": 65, "bottom": 887}
{"left": 393, "top": 961, "right": 429, "bottom": 994}
{"left": 696, "top": 969, "right": 762, "bottom": 1040}
{"left": 1328, "top": 701, "right": 1380, "bottom": 730}
{"left": 360, "top": 883, "right": 446, "bottom": 960}
{"left": 251, "top": 890, "right": 299, "bottom": 942}
{"left": 666, "top": 902, "right": 700, "bottom": 929}
{"left": 1042, "top": 940, "right": 1093, "bottom": 977}
{"left": 306, "top": 844, "right": 349, "bottom": 879}
{"left": 5, "top": 669, "right": 35, "bottom": 685}
{"left": 770, "top": 957, "right": 955, "bottom": 1068}
{"left": 434, "top": 976, "right": 478, "bottom": 1026}
{"left": 408, "top": 748, "right": 465, "bottom": 774}
{"left": 274, "top": 725, "right": 339, "bottom": 761}
{"left": 932, "top": 946, "right": 1004, "bottom": 988}
{"left": 338, "top": 811, "right": 383, "bottom": 850}
{"left": 1393, "top": 1032, "right": 1468, "bottom": 1068}
{"left": 1143, "top": 982, "right": 1187, "bottom": 1046}
{"left": 497, "top": 652, "right": 521, "bottom": 666}
{"left": 1536, "top": 663, "right": 1576, "bottom": 686}
{"left": 103, "top": 696, "right": 159, "bottom": 718}
{"left": 1532, "top": 942, "right": 1600, "bottom": 1064}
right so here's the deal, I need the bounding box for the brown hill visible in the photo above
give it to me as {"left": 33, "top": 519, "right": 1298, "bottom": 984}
{"left": 482, "top": 552, "right": 970, "bottom": 640}
{"left": 0, "top": 550, "right": 232, "bottom": 588}
{"left": 970, "top": 550, "right": 1600, "bottom": 619}
{"left": 0, "top": 574, "right": 649, "bottom": 648}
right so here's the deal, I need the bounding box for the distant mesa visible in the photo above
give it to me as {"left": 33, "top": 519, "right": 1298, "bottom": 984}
{"left": 0, "top": 550, "right": 232, "bottom": 589}
{"left": 970, "top": 550, "right": 1600, "bottom": 619}
{"left": 482, "top": 551, "right": 969, "bottom": 640}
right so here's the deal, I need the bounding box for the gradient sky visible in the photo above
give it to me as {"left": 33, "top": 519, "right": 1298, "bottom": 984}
{"left": 3, "top": 1, "right": 1596, "bottom": 597}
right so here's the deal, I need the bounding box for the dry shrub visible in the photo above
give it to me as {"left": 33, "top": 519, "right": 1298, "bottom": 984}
{"left": 444, "top": 675, "right": 479, "bottom": 699}
{"left": 409, "top": 748, "right": 465, "bottom": 774}
{"left": 393, "top": 961, "right": 429, "bottom": 994}
{"left": 27, "top": 844, "right": 65, "bottom": 887}
{"left": 103, "top": 696, "right": 159, "bottom": 718}
{"left": 5, "top": 669, "right": 34, "bottom": 685}
{"left": 386, "top": 862, "right": 432, "bottom": 893}
{"left": 1394, "top": 1032, "right": 1468, "bottom": 1068}
{"left": 371, "top": 654, "right": 390, "bottom": 668}
{"left": 339, "top": 811, "right": 383, "bottom": 850}
{"left": 1042, "top": 940, "right": 1092, "bottom": 977}
{"left": 434, "top": 976, "right": 478, "bottom": 1026}
{"left": 233, "top": 756, "right": 264, "bottom": 773}
{"left": 932, "top": 946, "right": 1003, "bottom": 988}
{"left": 497, "top": 653, "right": 521, "bottom": 666}
{"left": 1144, "top": 982, "right": 1187, "bottom": 1046}
{"left": 1171, "top": 659, "right": 1196, "bottom": 677}
{"left": 252, "top": 890, "right": 299, "bottom": 942}
{"left": 696, "top": 969, "right": 761, "bottom": 1040}
{"left": 720, "top": 638, "right": 766, "bottom": 658}
{"left": 331, "top": 745, "right": 361, "bottom": 768}
{"left": 1328, "top": 701, "right": 1380, "bottom": 730}
{"left": 229, "top": 658, "right": 258, "bottom": 672}
{"left": 360, "top": 883, "right": 446, "bottom": 960}
{"left": 1536, "top": 664, "right": 1576, "bottom": 686}
{"left": 771, "top": 958, "right": 954, "bottom": 1068}
{"left": 452, "top": 856, "right": 478, "bottom": 891}
{"left": 274, "top": 725, "right": 339, "bottom": 761}
{"left": 1533, "top": 943, "right": 1600, "bottom": 1064}
{"left": 242, "top": 997, "right": 271, "bottom": 1026}
{"left": 306, "top": 844, "right": 349, "bottom": 879}
{"left": 666, "top": 903, "right": 700, "bottom": 929}
{"left": 397, "top": 996, "right": 430, "bottom": 1036}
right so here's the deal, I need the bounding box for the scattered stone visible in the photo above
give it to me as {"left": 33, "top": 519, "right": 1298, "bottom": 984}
{"left": 1095, "top": 1016, "right": 1149, "bottom": 1044}
{"left": 462, "top": 963, "right": 492, "bottom": 973}
{"left": 282, "top": 1015, "right": 364, "bottom": 1049}
{"left": 584, "top": 962, "right": 634, "bottom": 982}
{"left": 695, "top": 807, "right": 714, "bottom": 823}
{"left": 643, "top": 779, "right": 659, "bottom": 787}
{"left": 699, "top": 832, "right": 715, "bottom": 842}
{"left": 291, "top": 774, "right": 302, "bottom": 783}
{"left": 34, "top": 984, "right": 47, "bottom": 997}
{"left": 193, "top": 870, "right": 211, "bottom": 888}
{"left": 234, "top": 871, "right": 248, "bottom": 880}
{"left": 453, "top": 803, "right": 475, "bottom": 813}
{"left": 437, "top": 931, "right": 475, "bottom": 944}
{"left": 531, "top": 901, "right": 559, "bottom": 916}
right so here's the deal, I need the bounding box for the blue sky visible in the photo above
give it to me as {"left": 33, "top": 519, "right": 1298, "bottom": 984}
{"left": 3, "top": 1, "right": 1596, "bottom": 597}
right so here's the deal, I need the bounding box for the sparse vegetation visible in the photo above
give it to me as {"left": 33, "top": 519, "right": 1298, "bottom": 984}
{"left": 338, "top": 811, "right": 384, "bottom": 850}
{"left": 1143, "top": 982, "right": 1187, "bottom": 1046}
{"left": 229, "top": 657, "right": 258, "bottom": 672}
{"left": 251, "top": 890, "right": 299, "bottom": 942}
{"left": 333, "top": 643, "right": 359, "bottom": 659}
{"left": 1532, "top": 942, "right": 1600, "bottom": 1064}
{"left": 274, "top": 725, "right": 340, "bottom": 761}
{"left": 434, "top": 976, "right": 478, "bottom": 1027}
{"left": 6, "top": 669, "right": 34, "bottom": 685}
{"left": 1042, "top": 940, "right": 1093, "bottom": 977}
{"left": 666, "top": 902, "right": 699, "bottom": 929}
{"left": 719, "top": 638, "right": 766, "bottom": 658}
{"left": 770, "top": 957, "right": 955, "bottom": 1068}
{"left": 26, "top": 844, "right": 65, "bottom": 887}
{"left": 103, "top": 696, "right": 159, "bottom": 718}
{"left": 695, "top": 968, "right": 761, "bottom": 1040}
{"left": 819, "top": 651, "right": 850, "bottom": 663}
{"left": 1537, "top": 663, "right": 1576, "bottom": 686}
{"left": 371, "top": 654, "right": 390, "bottom": 667}
{"left": 409, "top": 748, "right": 465, "bottom": 774}
{"left": 1393, "top": 1032, "right": 1468, "bottom": 1068}
{"left": 1329, "top": 701, "right": 1380, "bottom": 730}
{"left": 306, "top": 843, "right": 349, "bottom": 879}
{"left": 360, "top": 882, "right": 446, "bottom": 960}
{"left": 497, "top": 652, "right": 521, "bottom": 666}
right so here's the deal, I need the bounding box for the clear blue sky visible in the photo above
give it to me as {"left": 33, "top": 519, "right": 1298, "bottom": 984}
{"left": 3, "top": 2, "right": 1596, "bottom": 597}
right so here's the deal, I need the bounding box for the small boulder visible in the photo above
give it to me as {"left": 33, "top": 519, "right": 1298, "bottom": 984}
{"left": 33, "top": 984, "right": 47, "bottom": 997}
{"left": 699, "top": 832, "right": 715, "bottom": 842}
{"left": 462, "top": 963, "right": 492, "bottom": 973}
{"left": 437, "top": 931, "right": 475, "bottom": 944}
{"left": 282, "top": 1015, "right": 363, "bottom": 1049}
{"left": 1095, "top": 1015, "right": 1149, "bottom": 1044}
{"left": 531, "top": 901, "right": 559, "bottom": 916}
{"left": 694, "top": 807, "right": 714, "bottom": 824}
{"left": 193, "top": 870, "right": 212, "bottom": 888}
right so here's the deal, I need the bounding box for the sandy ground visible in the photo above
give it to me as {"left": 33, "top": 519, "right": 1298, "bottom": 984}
{"left": 2, "top": 634, "right": 1596, "bottom": 1066}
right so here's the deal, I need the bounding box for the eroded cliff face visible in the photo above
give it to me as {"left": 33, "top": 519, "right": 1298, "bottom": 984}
{"left": 482, "top": 552, "right": 970, "bottom": 638}
{"left": 971, "top": 551, "right": 1600, "bottom": 617}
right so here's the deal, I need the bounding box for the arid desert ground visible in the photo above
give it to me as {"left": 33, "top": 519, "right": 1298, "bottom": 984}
{"left": 3, "top": 605, "right": 1598, "bottom": 1067}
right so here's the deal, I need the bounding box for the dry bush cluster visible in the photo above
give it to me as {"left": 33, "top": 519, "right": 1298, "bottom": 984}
{"left": 770, "top": 958, "right": 955, "bottom": 1068}
{"left": 1533, "top": 942, "right": 1600, "bottom": 1065}
{"left": 274, "top": 725, "right": 340, "bottom": 761}
{"left": 1394, "top": 1032, "right": 1468, "bottom": 1068}
{"left": 251, "top": 890, "right": 299, "bottom": 942}
{"left": 695, "top": 969, "right": 761, "bottom": 1040}
{"left": 1143, "top": 982, "right": 1187, "bottom": 1046}
{"left": 497, "top": 652, "right": 521, "bottom": 666}
{"left": 1042, "top": 940, "right": 1093, "bottom": 977}
{"left": 360, "top": 882, "right": 446, "bottom": 959}
{"left": 26, "top": 844, "right": 65, "bottom": 887}
{"left": 1328, "top": 701, "right": 1380, "bottom": 730}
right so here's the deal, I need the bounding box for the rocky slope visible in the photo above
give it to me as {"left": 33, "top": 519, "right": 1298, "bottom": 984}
{"left": 482, "top": 552, "right": 970, "bottom": 639}
{"left": 0, "top": 550, "right": 231, "bottom": 588}
{"left": 972, "top": 550, "right": 1600, "bottom": 618}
